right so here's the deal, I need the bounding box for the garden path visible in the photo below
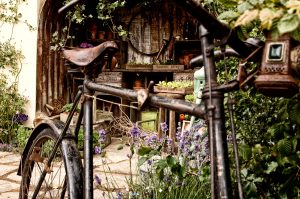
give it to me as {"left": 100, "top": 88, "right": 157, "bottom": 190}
{"left": 0, "top": 137, "right": 137, "bottom": 198}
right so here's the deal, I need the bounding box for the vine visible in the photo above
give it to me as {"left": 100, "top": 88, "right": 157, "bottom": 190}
{"left": 0, "top": 0, "right": 29, "bottom": 146}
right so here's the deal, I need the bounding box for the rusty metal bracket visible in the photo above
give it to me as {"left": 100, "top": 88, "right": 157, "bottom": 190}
{"left": 29, "top": 147, "right": 53, "bottom": 174}
{"left": 137, "top": 81, "right": 155, "bottom": 110}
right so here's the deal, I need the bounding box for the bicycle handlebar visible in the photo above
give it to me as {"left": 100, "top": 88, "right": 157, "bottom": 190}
{"left": 58, "top": 0, "right": 83, "bottom": 16}
{"left": 189, "top": 48, "right": 241, "bottom": 68}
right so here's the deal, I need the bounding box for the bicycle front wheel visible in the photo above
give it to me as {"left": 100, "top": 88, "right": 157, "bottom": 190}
{"left": 19, "top": 127, "right": 83, "bottom": 199}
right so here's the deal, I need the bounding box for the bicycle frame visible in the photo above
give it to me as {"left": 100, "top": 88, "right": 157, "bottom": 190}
{"left": 20, "top": 0, "right": 267, "bottom": 198}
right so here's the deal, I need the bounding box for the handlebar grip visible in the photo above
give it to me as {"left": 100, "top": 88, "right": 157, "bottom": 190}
{"left": 58, "top": 0, "right": 83, "bottom": 16}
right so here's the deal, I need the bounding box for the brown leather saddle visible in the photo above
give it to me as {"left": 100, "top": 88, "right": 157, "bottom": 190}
{"left": 62, "top": 41, "right": 119, "bottom": 67}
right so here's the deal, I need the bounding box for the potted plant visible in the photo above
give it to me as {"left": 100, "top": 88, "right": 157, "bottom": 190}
{"left": 154, "top": 80, "right": 193, "bottom": 95}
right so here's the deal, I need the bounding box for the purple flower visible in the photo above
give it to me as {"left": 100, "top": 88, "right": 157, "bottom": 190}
{"left": 94, "top": 146, "right": 101, "bottom": 154}
{"left": 164, "top": 175, "right": 171, "bottom": 183}
{"left": 80, "top": 42, "right": 93, "bottom": 48}
{"left": 194, "top": 132, "right": 201, "bottom": 140}
{"left": 146, "top": 134, "right": 158, "bottom": 146}
{"left": 115, "top": 191, "right": 123, "bottom": 199}
{"left": 98, "top": 129, "right": 106, "bottom": 143}
{"left": 140, "top": 132, "right": 148, "bottom": 139}
{"left": 160, "top": 122, "right": 168, "bottom": 132}
{"left": 13, "top": 113, "right": 28, "bottom": 123}
{"left": 166, "top": 138, "right": 173, "bottom": 153}
{"left": 147, "top": 159, "right": 152, "bottom": 165}
{"left": 130, "top": 191, "right": 138, "bottom": 198}
{"left": 130, "top": 125, "right": 141, "bottom": 138}
{"left": 94, "top": 174, "right": 101, "bottom": 185}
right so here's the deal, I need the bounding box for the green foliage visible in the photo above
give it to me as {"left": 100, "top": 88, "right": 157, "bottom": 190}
{"left": 0, "top": 0, "right": 22, "bottom": 23}
{"left": 218, "top": 0, "right": 300, "bottom": 40}
{"left": 0, "top": 75, "right": 27, "bottom": 144}
{"left": 156, "top": 80, "right": 193, "bottom": 89}
{"left": 216, "top": 43, "right": 300, "bottom": 197}
{"left": 0, "top": 0, "right": 29, "bottom": 146}
{"left": 16, "top": 125, "right": 32, "bottom": 152}
{"left": 0, "top": 41, "right": 23, "bottom": 74}
{"left": 133, "top": 145, "right": 211, "bottom": 199}
{"left": 61, "top": 103, "right": 80, "bottom": 113}
{"left": 77, "top": 128, "right": 99, "bottom": 150}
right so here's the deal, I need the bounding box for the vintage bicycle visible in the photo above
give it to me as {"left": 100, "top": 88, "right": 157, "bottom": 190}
{"left": 17, "top": 0, "right": 300, "bottom": 198}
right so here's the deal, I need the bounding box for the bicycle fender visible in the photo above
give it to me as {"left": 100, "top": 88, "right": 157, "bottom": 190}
{"left": 17, "top": 119, "right": 76, "bottom": 175}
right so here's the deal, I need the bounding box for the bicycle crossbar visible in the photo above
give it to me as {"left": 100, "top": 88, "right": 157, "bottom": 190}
{"left": 86, "top": 81, "right": 206, "bottom": 118}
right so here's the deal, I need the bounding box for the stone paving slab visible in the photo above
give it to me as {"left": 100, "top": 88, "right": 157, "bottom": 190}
{"left": 0, "top": 152, "right": 21, "bottom": 165}
{"left": 0, "top": 165, "right": 18, "bottom": 177}
{"left": 0, "top": 137, "right": 138, "bottom": 198}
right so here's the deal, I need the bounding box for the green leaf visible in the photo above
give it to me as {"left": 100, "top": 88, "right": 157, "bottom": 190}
{"left": 137, "top": 146, "right": 152, "bottom": 156}
{"left": 138, "top": 156, "right": 148, "bottom": 167}
{"left": 277, "top": 139, "right": 293, "bottom": 156}
{"left": 290, "top": 28, "right": 300, "bottom": 41}
{"left": 155, "top": 159, "right": 168, "bottom": 169}
{"left": 218, "top": 11, "right": 239, "bottom": 21}
{"left": 166, "top": 155, "right": 176, "bottom": 166}
{"left": 240, "top": 168, "right": 248, "bottom": 177}
{"left": 157, "top": 167, "right": 164, "bottom": 181}
{"left": 240, "top": 144, "right": 252, "bottom": 161}
{"left": 288, "top": 102, "right": 300, "bottom": 126}
{"left": 237, "top": 2, "right": 253, "bottom": 13}
{"left": 265, "top": 161, "right": 278, "bottom": 174}
{"left": 277, "top": 14, "right": 300, "bottom": 35}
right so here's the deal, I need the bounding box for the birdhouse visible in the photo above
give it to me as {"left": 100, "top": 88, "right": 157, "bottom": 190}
{"left": 254, "top": 34, "right": 299, "bottom": 97}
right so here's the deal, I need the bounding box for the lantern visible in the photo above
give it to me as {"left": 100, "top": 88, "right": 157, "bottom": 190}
{"left": 254, "top": 34, "right": 299, "bottom": 97}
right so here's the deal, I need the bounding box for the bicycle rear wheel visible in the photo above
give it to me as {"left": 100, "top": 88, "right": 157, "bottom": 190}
{"left": 19, "top": 128, "right": 83, "bottom": 199}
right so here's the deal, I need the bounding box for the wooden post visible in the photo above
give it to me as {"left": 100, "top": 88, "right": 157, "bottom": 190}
{"left": 169, "top": 110, "right": 176, "bottom": 141}
{"left": 158, "top": 107, "right": 165, "bottom": 139}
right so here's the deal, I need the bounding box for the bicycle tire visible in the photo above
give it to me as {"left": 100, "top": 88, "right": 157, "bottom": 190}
{"left": 19, "top": 127, "right": 83, "bottom": 199}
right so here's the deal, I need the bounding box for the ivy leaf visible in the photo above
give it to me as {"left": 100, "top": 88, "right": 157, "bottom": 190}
{"left": 265, "top": 161, "right": 278, "bottom": 174}
{"left": 239, "top": 144, "right": 252, "bottom": 161}
{"left": 235, "top": 9, "right": 259, "bottom": 27}
{"left": 218, "top": 11, "right": 239, "bottom": 22}
{"left": 237, "top": 1, "right": 253, "bottom": 13}
{"left": 288, "top": 102, "right": 300, "bottom": 126}
{"left": 240, "top": 168, "right": 248, "bottom": 178}
{"left": 277, "top": 14, "right": 300, "bottom": 35}
{"left": 277, "top": 138, "right": 293, "bottom": 156}
{"left": 290, "top": 29, "right": 300, "bottom": 41}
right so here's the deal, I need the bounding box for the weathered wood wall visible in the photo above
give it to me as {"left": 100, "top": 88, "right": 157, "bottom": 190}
{"left": 118, "top": 1, "right": 199, "bottom": 64}
{"left": 37, "top": 0, "right": 66, "bottom": 112}
{"left": 36, "top": 0, "right": 199, "bottom": 113}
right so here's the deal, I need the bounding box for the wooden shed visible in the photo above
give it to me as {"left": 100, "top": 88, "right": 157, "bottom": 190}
{"left": 37, "top": 0, "right": 201, "bottom": 117}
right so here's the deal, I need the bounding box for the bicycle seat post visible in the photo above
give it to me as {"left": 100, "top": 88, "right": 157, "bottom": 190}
{"left": 82, "top": 73, "right": 94, "bottom": 199}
